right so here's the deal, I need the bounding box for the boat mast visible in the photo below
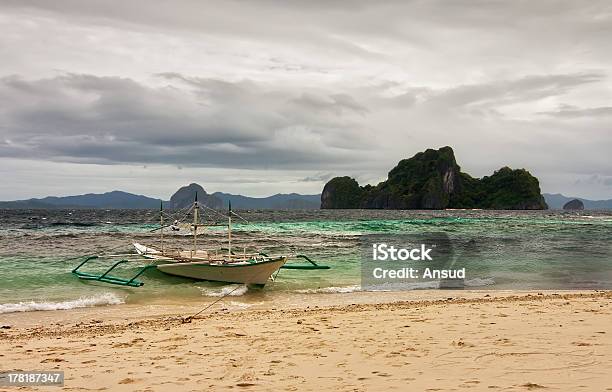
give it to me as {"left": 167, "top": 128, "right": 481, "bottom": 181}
{"left": 193, "top": 193, "right": 199, "bottom": 256}
{"left": 228, "top": 201, "right": 232, "bottom": 260}
{"left": 160, "top": 200, "right": 164, "bottom": 253}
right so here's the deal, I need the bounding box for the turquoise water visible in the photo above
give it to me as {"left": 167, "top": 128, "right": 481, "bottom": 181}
{"left": 1, "top": 209, "right": 611, "bottom": 313}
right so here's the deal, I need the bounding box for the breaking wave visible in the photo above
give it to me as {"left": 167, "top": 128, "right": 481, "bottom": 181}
{"left": 0, "top": 292, "right": 125, "bottom": 314}
{"left": 199, "top": 285, "right": 249, "bottom": 297}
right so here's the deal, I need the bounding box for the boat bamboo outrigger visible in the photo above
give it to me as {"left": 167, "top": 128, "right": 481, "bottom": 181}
{"left": 71, "top": 195, "right": 329, "bottom": 288}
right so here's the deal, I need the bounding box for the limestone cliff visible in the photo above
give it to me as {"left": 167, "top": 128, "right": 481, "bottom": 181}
{"left": 321, "top": 147, "right": 547, "bottom": 210}
{"left": 321, "top": 177, "right": 363, "bottom": 209}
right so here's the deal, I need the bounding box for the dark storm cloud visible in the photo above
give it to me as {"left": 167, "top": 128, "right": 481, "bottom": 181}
{"left": 0, "top": 71, "right": 608, "bottom": 172}
{"left": 0, "top": 74, "right": 371, "bottom": 168}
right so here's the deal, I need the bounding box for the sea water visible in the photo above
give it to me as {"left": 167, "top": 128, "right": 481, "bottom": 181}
{"left": 1, "top": 209, "right": 611, "bottom": 314}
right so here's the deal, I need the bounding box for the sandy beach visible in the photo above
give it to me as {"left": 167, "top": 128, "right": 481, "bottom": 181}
{"left": 1, "top": 290, "right": 610, "bottom": 391}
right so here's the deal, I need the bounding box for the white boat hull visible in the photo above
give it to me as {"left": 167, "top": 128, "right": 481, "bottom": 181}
{"left": 156, "top": 257, "right": 287, "bottom": 286}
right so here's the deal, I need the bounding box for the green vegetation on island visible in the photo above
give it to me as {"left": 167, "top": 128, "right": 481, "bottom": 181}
{"left": 321, "top": 146, "right": 547, "bottom": 210}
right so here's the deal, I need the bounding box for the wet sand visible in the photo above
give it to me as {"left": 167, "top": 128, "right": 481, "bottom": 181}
{"left": 1, "top": 290, "right": 611, "bottom": 391}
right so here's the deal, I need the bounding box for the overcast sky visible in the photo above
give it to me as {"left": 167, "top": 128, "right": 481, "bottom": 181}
{"left": 0, "top": 1, "right": 611, "bottom": 200}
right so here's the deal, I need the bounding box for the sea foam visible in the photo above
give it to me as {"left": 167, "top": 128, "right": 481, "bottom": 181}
{"left": 295, "top": 285, "right": 362, "bottom": 294}
{"left": 199, "top": 285, "right": 249, "bottom": 297}
{"left": 0, "top": 292, "right": 125, "bottom": 314}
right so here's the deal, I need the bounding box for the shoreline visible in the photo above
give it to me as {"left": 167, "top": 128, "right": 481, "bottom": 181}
{"left": 1, "top": 290, "right": 611, "bottom": 390}
{"left": 1, "top": 289, "right": 606, "bottom": 331}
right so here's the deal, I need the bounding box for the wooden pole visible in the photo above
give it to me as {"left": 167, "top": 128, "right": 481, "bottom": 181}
{"left": 160, "top": 201, "right": 164, "bottom": 253}
{"left": 228, "top": 201, "right": 232, "bottom": 260}
{"left": 193, "top": 193, "right": 199, "bottom": 257}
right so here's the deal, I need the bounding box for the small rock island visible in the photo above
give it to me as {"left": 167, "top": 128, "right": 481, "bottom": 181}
{"left": 562, "top": 199, "right": 584, "bottom": 210}
{"left": 321, "top": 146, "right": 547, "bottom": 210}
{"left": 170, "top": 183, "right": 223, "bottom": 209}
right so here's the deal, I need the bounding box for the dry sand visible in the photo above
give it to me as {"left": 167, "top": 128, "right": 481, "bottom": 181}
{"left": 1, "top": 290, "right": 611, "bottom": 391}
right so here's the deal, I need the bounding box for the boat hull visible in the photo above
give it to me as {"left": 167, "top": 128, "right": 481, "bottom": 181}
{"left": 156, "top": 257, "right": 287, "bottom": 286}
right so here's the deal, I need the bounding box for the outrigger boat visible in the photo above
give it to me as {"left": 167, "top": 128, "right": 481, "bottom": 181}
{"left": 71, "top": 195, "right": 329, "bottom": 288}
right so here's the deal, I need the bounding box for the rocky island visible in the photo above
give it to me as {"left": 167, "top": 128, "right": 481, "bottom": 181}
{"left": 563, "top": 199, "right": 585, "bottom": 210}
{"left": 170, "top": 183, "right": 223, "bottom": 209}
{"left": 321, "top": 146, "right": 547, "bottom": 210}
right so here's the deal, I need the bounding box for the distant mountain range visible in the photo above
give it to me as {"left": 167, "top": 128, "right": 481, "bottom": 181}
{"left": 2, "top": 188, "right": 609, "bottom": 211}
{"left": 214, "top": 192, "right": 320, "bottom": 209}
{"left": 0, "top": 186, "right": 321, "bottom": 210}
{"left": 0, "top": 191, "right": 162, "bottom": 210}
{"left": 543, "top": 193, "right": 612, "bottom": 210}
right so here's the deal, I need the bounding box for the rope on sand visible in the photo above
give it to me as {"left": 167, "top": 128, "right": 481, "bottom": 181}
{"left": 182, "top": 284, "right": 243, "bottom": 323}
